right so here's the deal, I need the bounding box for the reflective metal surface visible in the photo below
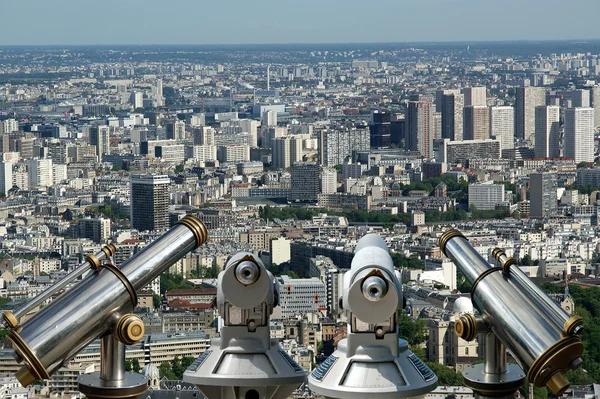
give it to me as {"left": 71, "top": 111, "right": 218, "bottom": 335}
{"left": 361, "top": 276, "right": 388, "bottom": 301}
{"left": 100, "top": 335, "right": 125, "bottom": 383}
{"left": 7, "top": 244, "right": 117, "bottom": 327}
{"left": 10, "top": 216, "right": 208, "bottom": 386}
{"left": 235, "top": 261, "right": 260, "bottom": 285}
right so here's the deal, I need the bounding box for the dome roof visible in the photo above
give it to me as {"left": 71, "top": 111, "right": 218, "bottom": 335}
{"left": 141, "top": 364, "right": 160, "bottom": 379}
{"left": 452, "top": 297, "right": 473, "bottom": 314}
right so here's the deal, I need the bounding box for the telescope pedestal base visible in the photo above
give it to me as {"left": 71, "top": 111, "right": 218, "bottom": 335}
{"left": 79, "top": 372, "right": 148, "bottom": 399}
{"left": 463, "top": 364, "right": 526, "bottom": 399}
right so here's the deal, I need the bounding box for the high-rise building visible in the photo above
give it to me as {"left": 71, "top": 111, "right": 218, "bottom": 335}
{"left": 572, "top": 89, "right": 590, "bottom": 108}
{"left": 28, "top": 159, "right": 53, "bottom": 189}
{"left": 272, "top": 136, "right": 302, "bottom": 169}
{"left": 78, "top": 218, "right": 111, "bottom": 243}
{"left": 370, "top": 110, "right": 391, "bottom": 147}
{"left": 130, "top": 174, "right": 170, "bottom": 232}
{"left": 435, "top": 89, "right": 461, "bottom": 112}
{"left": 468, "top": 182, "right": 505, "bottom": 210}
{"left": 289, "top": 163, "right": 321, "bottom": 203}
{"left": 130, "top": 91, "right": 144, "bottom": 109}
{"left": 0, "top": 119, "right": 18, "bottom": 135}
{"left": 0, "top": 161, "right": 12, "bottom": 196}
{"left": 441, "top": 93, "right": 464, "bottom": 141}
{"left": 534, "top": 106, "right": 560, "bottom": 159}
{"left": 192, "top": 126, "right": 215, "bottom": 146}
{"left": 276, "top": 275, "right": 326, "bottom": 318}
{"left": 166, "top": 120, "right": 185, "bottom": 140}
{"left": 406, "top": 101, "right": 432, "bottom": 158}
{"left": 89, "top": 125, "right": 110, "bottom": 162}
{"left": 564, "top": 108, "right": 595, "bottom": 163}
{"left": 489, "top": 106, "right": 515, "bottom": 150}
{"left": 318, "top": 126, "right": 370, "bottom": 167}
{"left": 464, "top": 87, "right": 487, "bottom": 106}
{"left": 530, "top": 172, "right": 557, "bottom": 218}
{"left": 590, "top": 86, "right": 600, "bottom": 128}
{"left": 262, "top": 110, "right": 277, "bottom": 127}
{"left": 515, "top": 87, "right": 546, "bottom": 142}
{"left": 320, "top": 168, "right": 337, "bottom": 194}
{"left": 463, "top": 106, "right": 490, "bottom": 140}
{"left": 216, "top": 145, "right": 250, "bottom": 163}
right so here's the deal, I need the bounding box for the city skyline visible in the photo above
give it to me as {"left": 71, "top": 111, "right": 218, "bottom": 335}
{"left": 2, "top": 0, "right": 600, "bottom": 45}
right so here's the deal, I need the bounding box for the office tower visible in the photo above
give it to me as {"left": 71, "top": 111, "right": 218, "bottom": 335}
{"left": 406, "top": 101, "right": 432, "bottom": 158}
{"left": 272, "top": 136, "right": 302, "bottom": 169}
{"left": 166, "top": 120, "right": 185, "bottom": 140}
{"left": 530, "top": 172, "right": 557, "bottom": 218}
{"left": 276, "top": 275, "right": 326, "bottom": 318}
{"left": 318, "top": 126, "right": 370, "bottom": 167}
{"left": 436, "top": 138, "right": 501, "bottom": 164}
{"left": 432, "top": 112, "right": 442, "bottom": 140}
{"left": 515, "top": 87, "right": 546, "bottom": 142}
{"left": 534, "top": 106, "right": 560, "bottom": 159}
{"left": 0, "top": 119, "right": 18, "bottom": 134}
{"left": 192, "top": 126, "right": 215, "bottom": 146}
{"left": 263, "top": 110, "right": 277, "bottom": 126}
{"left": 591, "top": 86, "right": 600, "bottom": 128}
{"left": 489, "top": 106, "right": 515, "bottom": 150}
{"left": 130, "top": 174, "right": 170, "bottom": 232}
{"left": 565, "top": 108, "right": 595, "bottom": 163}
{"left": 237, "top": 119, "right": 260, "bottom": 147}
{"left": 464, "top": 87, "right": 487, "bottom": 106}
{"left": 390, "top": 117, "right": 405, "bottom": 146}
{"left": 89, "top": 125, "right": 110, "bottom": 162}
{"left": 130, "top": 128, "right": 148, "bottom": 144}
{"left": 28, "top": 159, "right": 53, "bottom": 189}
{"left": 130, "top": 91, "right": 143, "bottom": 109}
{"left": 572, "top": 89, "right": 590, "bottom": 108}
{"left": 289, "top": 163, "right": 321, "bottom": 203}
{"left": 0, "top": 134, "right": 9, "bottom": 154}
{"left": 78, "top": 218, "right": 111, "bottom": 243}
{"left": 441, "top": 93, "right": 464, "bottom": 141}
{"left": 463, "top": 106, "right": 490, "bottom": 140}
{"left": 370, "top": 110, "right": 391, "bottom": 147}
{"left": 153, "top": 79, "right": 163, "bottom": 106}
{"left": 216, "top": 145, "right": 250, "bottom": 163}
{"left": 0, "top": 161, "right": 12, "bottom": 196}
{"left": 435, "top": 89, "right": 460, "bottom": 112}
{"left": 321, "top": 167, "right": 337, "bottom": 195}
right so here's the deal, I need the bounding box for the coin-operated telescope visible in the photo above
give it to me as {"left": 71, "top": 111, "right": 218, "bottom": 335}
{"left": 439, "top": 229, "right": 584, "bottom": 398}
{"left": 308, "top": 234, "right": 438, "bottom": 399}
{"left": 8, "top": 215, "right": 208, "bottom": 399}
{"left": 183, "top": 252, "right": 307, "bottom": 399}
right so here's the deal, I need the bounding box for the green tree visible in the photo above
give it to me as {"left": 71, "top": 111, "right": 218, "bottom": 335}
{"left": 175, "top": 164, "right": 184, "bottom": 173}
{"left": 397, "top": 312, "right": 427, "bottom": 346}
{"left": 160, "top": 273, "right": 195, "bottom": 295}
{"left": 159, "top": 362, "right": 177, "bottom": 380}
{"left": 153, "top": 294, "right": 162, "bottom": 309}
{"left": 424, "top": 362, "right": 464, "bottom": 385}
{"left": 131, "top": 358, "right": 140, "bottom": 373}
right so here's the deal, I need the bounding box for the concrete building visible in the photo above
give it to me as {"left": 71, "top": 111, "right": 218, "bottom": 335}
{"left": 530, "top": 172, "right": 558, "bottom": 218}
{"left": 78, "top": 218, "right": 111, "bottom": 243}
{"left": 0, "top": 161, "right": 12, "bottom": 196}
{"left": 289, "top": 163, "right": 321, "bottom": 203}
{"left": 166, "top": 120, "right": 186, "bottom": 140}
{"left": 572, "top": 89, "right": 590, "bottom": 108}
{"left": 271, "top": 237, "right": 291, "bottom": 265}
{"left": 28, "top": 158, "right": 53, "bottom": 189}
{"left": 468, "top": 182, "right": 505, "bottom": 210}
{"left": 192, "top": 126, "right": 215, "bottom": 145}
{"left": 489, "top": 106, "right": 515, "bottom": 150}
{"left": 89, "top": 125, "right": 110, "bottom": 162}
{"left": 130, "top": 174, "right": 170, "bottom": 232}
{"left": 370, "top": 110, "right": 391, "bottom": 147}
{"left": 441, "top": 93, "right": 464, "bottom": 141}
{"left": 320, "top": 167, "right": 337, "bottom": 194}
{"left": 590, "top": 86, "right": 600, "bottom": 128}
{"left": 435, "top": 138, "right": 501, "bottom": 164}
{"left": 216, "top": 145, "right": 250, "bottom": 163}
{"left": 407, "top": 101, "right": 433, "bottom": 159}
{"left": 464, "top": 86, "right": 487, "bottom": 106}
{"left": 515, "top": 86, "right": 546, "bottom": 143}
{"left": 277, "top": 275, "right": 327, "bottom": 318}
{"left": 463, "top": 105, "right": 490, "bottom": 140}
{"left": 191, "top": 145, "right": 217, "bottom": 163}
{"left": 318, "top": 126, "right": 370, "bottom": 167}
{"left": 272, "top": 136, "right": 302, "bottom": 169}
{"left": 534, "top": 106, "right": 561, "bottom": 159}
{"left": 565, "top": 107, "right": 595, "bottom": 163}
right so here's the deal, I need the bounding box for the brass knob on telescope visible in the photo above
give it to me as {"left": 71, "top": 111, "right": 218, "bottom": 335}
{"left": 546, "top": 372, "right": 569, "bottom": 397}
{"left": 454, "top": 313, "right": 478, "bottom": 342}
{"left": 438, "top": 229, "right": 466, "bottom": 257}
{"left": 114, "top": 314, "right": 145, "bottom": 345}
{"left": 85, "top": 254, "right": 101, "bottom": 270}
{"left": 176, "top": 215, "right": 208, "bottom": 249}
{"left": 101, "top": 243, "right": 117, "bottom": 258}
{"left": 3, "top": 311, "right": 18, "bottom": 329}
{"left": 564, "top": 315, "right": 583, "bottom": 335}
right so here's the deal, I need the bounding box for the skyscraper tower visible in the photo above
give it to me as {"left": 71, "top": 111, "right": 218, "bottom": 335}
{"left": 564, "top": 107, "right": 595, "bottom": 163}
{"left": 441, "top": 93, "right": 464, "bottom": 141}
{"left": 89, "top": 125, "right": 110, "bottom": 162}
{"left": 406, "top": 101, "right": 432, "bottom": 159}
{"left": 463, "top": 105, "right": 490, "bottom": 140}
{"left": 370, "top": 110, "right": 391, "bottom": 147}
{"left": 267, "top": 64, "right": 270, "bottom": 91}
{"left": 130, "top": 174, "right": 170, "bottom": 232}
{"left": 489, "top": 106, "right": 515, "bottom": 151}
{"left": 534, "top": 106, "right": 560, "bottom": 159}
{"left": 515, "top": 87, "right": 546, "bottom": 143}
{"left": 464, "top": 87, "right": 487, "bottom": 106}
{"left": 530, "top": 172, "right": 557, "bottom": 218}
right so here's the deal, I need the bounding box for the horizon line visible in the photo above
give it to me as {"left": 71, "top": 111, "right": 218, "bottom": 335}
{"left": 2, "top": 38, "right": 600, "bottom": 47}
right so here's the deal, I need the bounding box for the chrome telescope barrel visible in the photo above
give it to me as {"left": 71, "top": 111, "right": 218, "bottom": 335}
{"left": 492, "top": 248, "right": 583, "bottom": 336}
{"left": 439, "top": 229, "right": 583, "bottom": 396}
{"left": 2, "top": 244, "right": 117, "bottom": 329}
{"left": 9, "top": 215, "right": 208, "bottom": 387}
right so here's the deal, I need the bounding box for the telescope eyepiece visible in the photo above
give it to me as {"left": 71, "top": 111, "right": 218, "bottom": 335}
{"left": 362, "top": 276, "right": 388, "bottom": 302}
{"left": 235, "top": 261, "right": 260, "bottom": 285}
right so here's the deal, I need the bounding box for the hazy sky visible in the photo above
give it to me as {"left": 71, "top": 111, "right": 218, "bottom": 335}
{"left": 2, "top": 0, "right": 600, "bottom": 45}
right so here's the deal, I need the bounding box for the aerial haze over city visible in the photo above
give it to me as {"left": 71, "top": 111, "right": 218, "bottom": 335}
{"left": 1, "top": 2, "right": 600, "bottom": 399}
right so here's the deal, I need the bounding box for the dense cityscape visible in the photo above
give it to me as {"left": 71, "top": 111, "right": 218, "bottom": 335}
{"left": 2, "top": 40, "right": 600, "bottom": 399}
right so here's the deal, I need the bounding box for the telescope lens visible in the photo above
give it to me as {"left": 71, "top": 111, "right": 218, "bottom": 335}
{"left": 362, "top": 276, "right": 388, "bottom": 301}
{"left": 235, "top": 261, "right": 260, "bottom": 285}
